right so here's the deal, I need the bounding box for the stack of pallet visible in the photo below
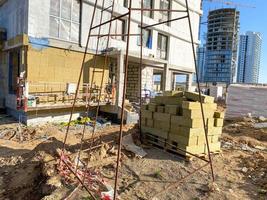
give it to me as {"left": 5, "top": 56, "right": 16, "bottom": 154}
{"left": 141, "top": 91, "right": 224, "bottom": 157}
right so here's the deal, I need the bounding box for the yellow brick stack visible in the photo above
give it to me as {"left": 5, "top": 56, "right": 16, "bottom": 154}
{"left": 141, "top": 91, "right": 224, "bottom": 156}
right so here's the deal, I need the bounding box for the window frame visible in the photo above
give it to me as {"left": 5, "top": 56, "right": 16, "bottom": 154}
{"left": 159, "top": 0, "right": 170, "bottom": 25}
{"left": 49, "top": 0, "right": 81, "bottom": 43}
{"left": 157, "top": 33, "right": 168, "bottom": 60}
{"left": 111, "top": 17, "right": 126, "bottom": 41}
{"left": 137, "top": 26, "right": 152, "bottom": 49}
{"left": 143, "top": 0, "right": 154, "bottom": 18}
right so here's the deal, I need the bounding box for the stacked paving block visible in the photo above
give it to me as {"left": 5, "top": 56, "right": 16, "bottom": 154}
{"left": 141, "top": 91, "right": 224, "bottom": 157}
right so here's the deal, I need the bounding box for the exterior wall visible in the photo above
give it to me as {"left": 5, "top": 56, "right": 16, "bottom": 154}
{"left": 237, "top": 32, "right": 262, "bottom": 84}
{"left": 27, "top": 45, "right": 109, "bottom": 93}
{"left": 126, "top": 63, "right": 154, "bottom": 103}
{"left": 204, "top": 8, "right": 240, "bottom": 84}
{"left": 26, "top": 0, "right": 202, "bottom": 72}
{"left": 126, "top": 63, "right": 139, "bottom": 102}
{"left": 1, "top": 0, "right": 202, "bottom": 121}
{"left": 0, "top": 0, "right": 28, "bottom": 39}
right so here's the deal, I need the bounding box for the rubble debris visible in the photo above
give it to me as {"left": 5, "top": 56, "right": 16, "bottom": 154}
{"left": 258, "top": 116, "right": 266, "bottom": 122}
{"left": 57, "top": 149, "right": 114, "bottom": 200}
{"left": 60, "top": 116, "right": 111, "bottom": 131}
{"left": 254, "top": 122, "right": 267, "bottom": 129}
{"left": 122, "top": 134, "right": 147, "bottom": 158}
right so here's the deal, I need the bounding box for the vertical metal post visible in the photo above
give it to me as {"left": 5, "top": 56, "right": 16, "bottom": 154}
{"left": 63, "top": 0, "right": 99, "bottom": 151}
{"left": 113, "top": 0, "right": 133, "bottom": 199}
{"left": 139, "top": 0, "right": 144, "bottom": 142}
{"left": 185, "top": 0, "right": 215, "bottom": 181}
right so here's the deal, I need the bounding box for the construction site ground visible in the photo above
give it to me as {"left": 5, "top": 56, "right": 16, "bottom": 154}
{"left": 0, "top": 115, "right": 266, "bottom": 200}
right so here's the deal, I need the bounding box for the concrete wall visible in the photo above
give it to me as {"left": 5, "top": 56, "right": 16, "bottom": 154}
{"left": 0, "top": 0, "right": 28, "bottom": 39}
{"left": 26, "top": 0, "right": 201, "bottom": 73}
{"left": 126, "top": 63, "right": 140, "bottom": 102}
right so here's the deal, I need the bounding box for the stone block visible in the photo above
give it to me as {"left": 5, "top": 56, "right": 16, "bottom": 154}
{"left": 165, "top": 105, "right": 180, "bottom": 115}
{"left": 169, "top": 133, "right": 198, "bottom": 146}
{"left": 170, "top": 126, "right": 221, "bottom": 138}
{"left": 182, "top": 101, "right": 217, "bottom": 110}
{"left": 154, "top": 112, "right": 171, "bottom": 122}
{"left": 169, "top": 132, "right": 218, "bottom": 146}
{"left": 214, "top": 111, "right": 225, "bottom": 119}
{"left": 214, "top": 118, "right": 224, "bottom": 127}
{"left": 146, "top": 119, "right": 154, "bottom": 128}
{"left": 182, "top": 108, "right": 214, "bottom": 118}
{"left": 157, "top": 106, "right": 165, "bottom": 113}
{"left": 141, "top": 110, "right": 153, "bottom": 119}
{"left": 172, "top": 144, "right": 205, "bottom": 156}
{"left": 205, "top": 142, "right": 221, "bottom": 153}
{"left": 141, "top": 118, "right": 146, "bottom": 126}
{"left": 148, "top": 103, "right": 157, "bottom": 112}
{"left": 163, "top": 91, "right": 184, "bottom": 97}
{"left": 208, "top": 127, "right": 223, "bottom": 135}
{"left": 184, "top": 91, "right": 215, "bottom": 103}
{"left": 154, "top": 120, "right": 170, "bottom": 131}
{"left": 171, "top": 116, "right": 214, "bottom": 128}
{"left": 142, "top": 126, "right": 169, "bottom": 139}
{"left": 155, "top": 96, "right": 184, "bottom": 105}
{"left": 141, "top": 104, "right": 148, "bottom": 111}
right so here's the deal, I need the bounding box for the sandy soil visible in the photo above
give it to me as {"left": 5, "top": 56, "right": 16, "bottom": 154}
{"left": 0, "top": 115, "right": 266, "bottom": 200}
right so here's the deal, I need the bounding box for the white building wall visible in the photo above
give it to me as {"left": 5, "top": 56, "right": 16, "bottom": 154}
{"left": 28, "top": 0, "right": 50, "bottom": 38}
{"left": 26, "top": 0, "right": 201, "bottom": 73}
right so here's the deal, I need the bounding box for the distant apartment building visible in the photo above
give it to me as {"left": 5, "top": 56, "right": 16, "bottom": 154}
{"left": 0, "top": 0, "right": 202, "bottom": 124}
{"left": 204, "top": 8, "right": 240, "bottom": 84}
{"left": 237, "top": 31, "right": 262, "bottom": 83}
{"left": 196, "top": 45, "right": 206, "bottom": 82}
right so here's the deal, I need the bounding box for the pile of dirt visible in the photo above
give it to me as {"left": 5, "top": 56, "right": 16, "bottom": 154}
{"left": 239, "top": 152, "right": 267, "bottom": 193}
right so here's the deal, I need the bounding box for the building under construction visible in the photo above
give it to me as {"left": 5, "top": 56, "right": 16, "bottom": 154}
{"left": 0, "top": 0, "right": 202, "bottom": 125}
{"left": 204, "top": 8, "right": 240, "bottom": 84}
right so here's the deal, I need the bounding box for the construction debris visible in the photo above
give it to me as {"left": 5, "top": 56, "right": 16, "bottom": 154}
{"left": 57, "top": 149, "right": 114, "bottom": 200}
{"left": 122, "top": 134, "right": 147, "bottom": 158}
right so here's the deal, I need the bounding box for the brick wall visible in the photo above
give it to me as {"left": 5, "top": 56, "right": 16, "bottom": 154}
{"left": 126, "top": 64, "right": 154, "bottom": 103}
{"left": 126, "top": 63, "right": 140, "bottom": 103}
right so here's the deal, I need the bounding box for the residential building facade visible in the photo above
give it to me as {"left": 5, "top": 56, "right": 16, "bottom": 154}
{"left": 0, "top": 0, "right": 202, "bottom": 124}
{"left": 237, "top": 31, "right": 262, "bottom": 83}
{"left": 204, "top": 8, "right": 240, "bottom": 84}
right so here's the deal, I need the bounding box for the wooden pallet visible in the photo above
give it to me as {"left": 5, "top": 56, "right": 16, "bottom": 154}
{"left": 143, "top": 132, "right": 166, "bottom": 149}
{"left": 143, "top": 132, "right": 220, "bottom": 161}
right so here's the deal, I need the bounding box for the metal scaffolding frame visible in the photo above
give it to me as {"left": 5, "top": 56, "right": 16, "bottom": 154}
{"left": 60, "top": 0, "right": 215, "bottom": 199}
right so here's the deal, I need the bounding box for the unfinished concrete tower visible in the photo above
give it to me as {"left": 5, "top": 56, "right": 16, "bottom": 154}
{"left": 204, "top": 8, "right": 240, "bottom": 84}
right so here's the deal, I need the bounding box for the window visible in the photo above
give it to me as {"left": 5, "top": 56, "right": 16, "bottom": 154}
{"left": 159, "top": 0, "right": 170, "bottom": 23}
{"left": 157, "top": 33, "right": 168, "bottom": 60}
{"left": 143, "top": 0, "right": 153, "bottom": 18}
{"left": 49, "top": 0, "right": 80, "bottom": 43}
{"left": 137, "top": 26, "right": 152, "bottom": 49}
{"left": 111, "top": 18, "right": 126, "bottom": 41}
{"left": 124, "top": 0, "right": 129, "bottom": 7}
